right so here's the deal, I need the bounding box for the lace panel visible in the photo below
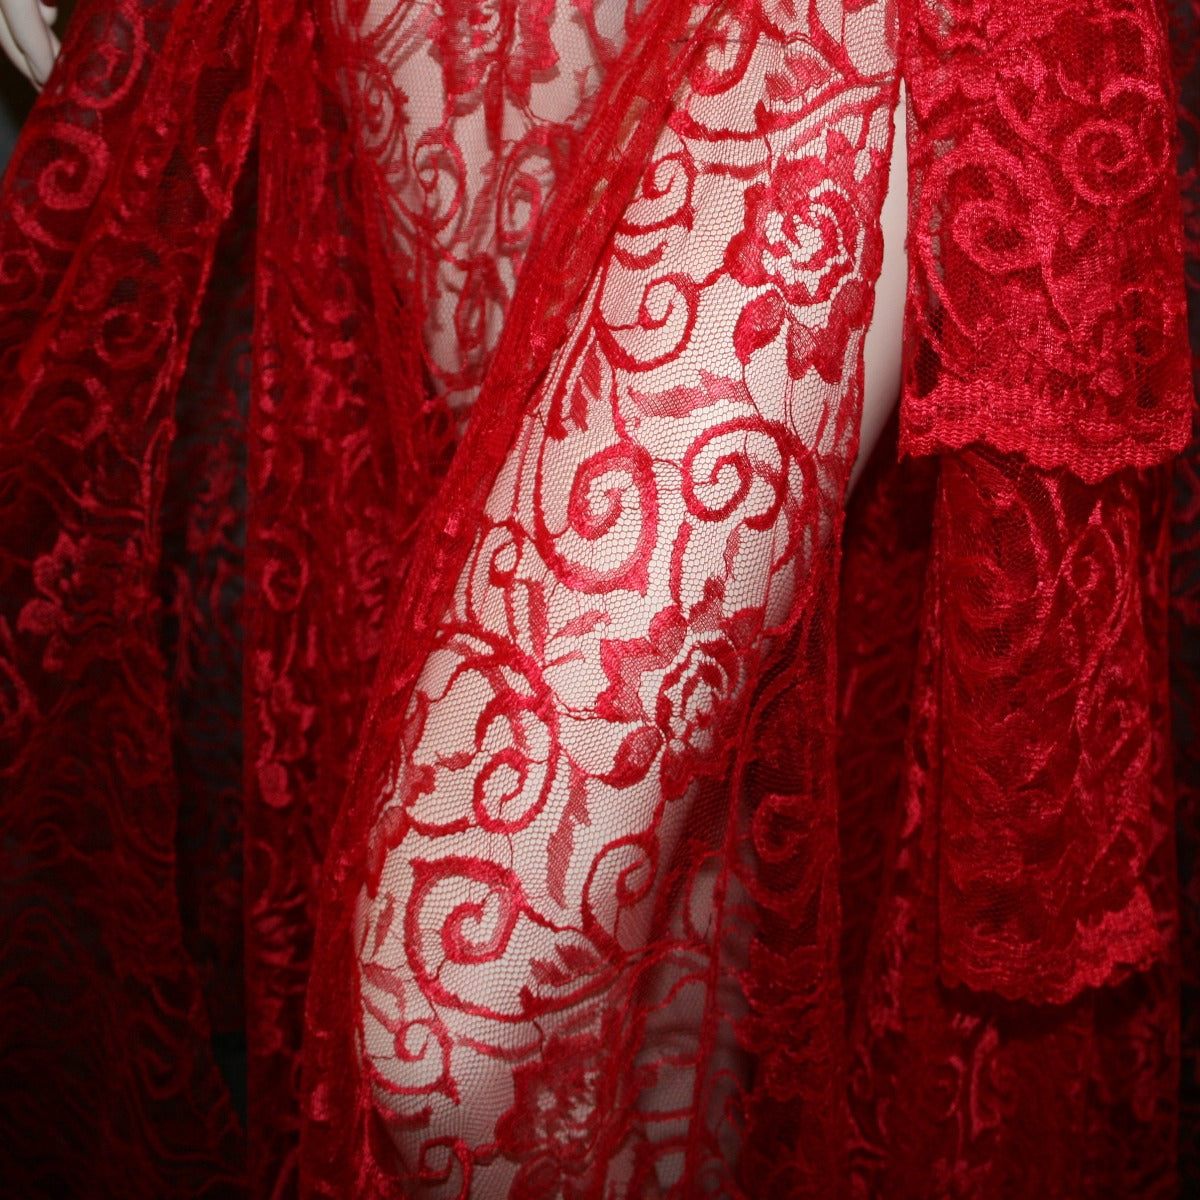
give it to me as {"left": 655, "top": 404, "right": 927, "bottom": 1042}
{"left": 304, "top": 0, "right": 903, "bottom": 1194}
{"left": 899, "top": 0, "right": 1192, "bottom": 479}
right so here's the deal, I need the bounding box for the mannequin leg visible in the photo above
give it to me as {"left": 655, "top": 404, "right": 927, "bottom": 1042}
{"left": 352, "top": 4, "right": 904, "bottom": 1194}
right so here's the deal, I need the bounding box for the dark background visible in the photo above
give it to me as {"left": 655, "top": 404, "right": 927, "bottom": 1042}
{"left": 1, "top": 19, "right": 54, "bottom": 174}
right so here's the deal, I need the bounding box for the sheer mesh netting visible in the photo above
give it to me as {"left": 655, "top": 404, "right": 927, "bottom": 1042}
{"left": 317, "top": 0, "right": 900, "bottom": 1193}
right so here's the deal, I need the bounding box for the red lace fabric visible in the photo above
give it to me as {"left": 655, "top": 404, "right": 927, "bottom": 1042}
{"left": 890, "top": 0, "right": 1192, "bottom": 1013}
{"left": 1168, "top": 0, "right": 1200, "bottom": 1186}
{"left": 842, "top": 449, "right": 1183, "bottom": 1199}
{"left": 0, "top": 0, "right": 1195, "bottom": 1197}
{"left": 899, "top": 0, "right": 1192, "bottom": 479}
{"left": 0, "top": 0, "right": 256, "bottom": 1192}
{"left": 305, "top": 1, "right": 901, "bottom": 1192}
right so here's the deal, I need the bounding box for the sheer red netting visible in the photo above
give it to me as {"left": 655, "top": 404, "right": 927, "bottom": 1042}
{"left": 0, "top": 0, "right": 1198, "bottom": 1196}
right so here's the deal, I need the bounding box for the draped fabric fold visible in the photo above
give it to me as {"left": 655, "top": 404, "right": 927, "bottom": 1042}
{"left": 897, "top": 0, "right": 1191, "bottom": 1008}
{"left": 0, "top": 0, "right": 261, "bottom": 1190}
{"left": 841, "top": 444, "right": 1182, "bottom": 1198}
{"left": 930, "top": 452, "right": 1172, "bottom": 1005}
{"left": 0, "top": 0, "right": 1196, "bottom": 1196}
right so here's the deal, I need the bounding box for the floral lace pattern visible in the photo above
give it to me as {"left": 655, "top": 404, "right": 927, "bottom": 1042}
{"left": 335, "top": 0, "right": 901, "bottom": 1191}
{"left": 0, "top": 0, "right": 257, "bottom": 1192}
{"left": 843, "top": 450, "right": 1182, "bottom": 1200}
{"left": 0, "top": 0, "right": 1195, "bottom": 1195}
{"left": 899, "top": 0, "right": 1192, "bottom": 479}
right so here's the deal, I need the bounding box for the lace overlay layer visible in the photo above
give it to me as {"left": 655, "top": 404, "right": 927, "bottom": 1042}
{"left": 900, "top": 0, "right": 1192, "bottom": 479}
{"left": 312, "top": 0, "right": 902, "bottom": 1192}
{"left": 0, "top": 0, "right": 1195, "bottom": 1195}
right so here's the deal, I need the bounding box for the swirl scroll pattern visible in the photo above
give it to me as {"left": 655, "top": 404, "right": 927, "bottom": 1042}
{"left": 332, "top": 0, "right": 903, "bottom": 1193}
